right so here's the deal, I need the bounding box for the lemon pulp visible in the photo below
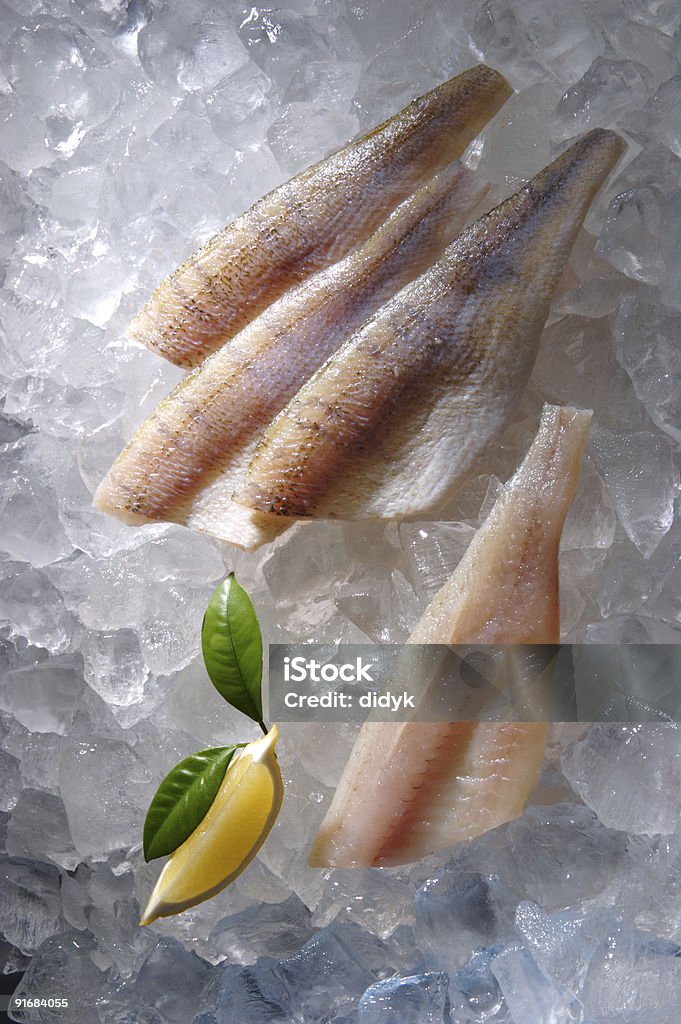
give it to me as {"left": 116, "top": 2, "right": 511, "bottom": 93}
{"left": 141, "top": 724, "right": 283, "bottom": 925}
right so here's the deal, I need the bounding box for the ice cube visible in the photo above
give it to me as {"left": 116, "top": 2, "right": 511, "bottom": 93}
{"left": 354, "top": 5, "right": 473, "bottom": 122}
{"left": 130, "top": 938, "right": 213, "bottom": 1023}
{"left": 0, "top": 748, "right": 19, "bottom": 813}
{"left": 449, "top": 945, "right": 507, "bottom": 1021}
{"left": 575, "top": 638, "right": 681, "bottom": 719}
{"left": 262, "top": 523, "right": 365, "bottom": 642}
{"left": 416, "top": 869, "right": 506, "bottom": 973}
{"left": 162, "top": 649, "right": 256, "bottom": 749}
{"left": 507, "top": 804, "right": 628, "bottom": 909}
{"left": 595, "top": 17, "right": 676, "bottom": 87}
{"left": 70, "top": 0, "right": 152, "bottom": 42}
{"left": 514, "top": 902, "right": 600, "bottom": 989}
{"left": 658, "top": 187, "right": 681, "bottom": 310}
{"left": 596, "top": 535, "right": 658, "bottom": 619}
{"left": 256, "top": 756, "right": 330, "bottom": 910}
{"left": 478, "top": 83, "right": 557, "bottom": 186}
{"left": 0, "top": 94, "right": 54, "bottom": 172}
{"left": 7, "top": 930, "right": 105, "bottom": 1019}
{"left": 580, "top": 922, "right": 681, "bottom": 1019}
{"left": 87, "top": 863, "right": 148, "bottom": 975}
{"left": 3, "top": 15, "right": 119, "bottom": 131}
{"left": 596, "top": 186, "right": 665, "bottom": 284}
{"left": 585, "top": 613, "right": 681, "bottom": 644}
{"left": 515, "top": 0, "right": 603, "bottom": 85}
{"left": 4, "top": 376, "right": 125, "bottom": 437}
{"left": 63, "top": 244, "right": 130, "bottom": 327}
{"left": 0, "top": 859, "right": 63, "bottom": 955}
{"left": 341, "top": 0, "right": 418, "bottom": 57}
{"left": 268, "top": 102, "right": 359, "bottom": 175}
{"left": 399, "top": 521, "right": 477, "bottom": 603}
{"left": 152, "top": 108, "right": 235, "bottom": 180}
{"left": 587, "top": 142, "right": 681, "bottom": 236}
{"left": 81, "top": 629, "right": 149, "bottom": 708}
{"left": 49, "top": 165, "right": 103, "bottom": 229}
{"left": 626, "top": 0, "right": 681, "bottom": 35}
{"left": 211, "top": 895, "right": 313, "bottom": 964}
{"left": 273, "top": 921, "right": 388, "bottom": 1021}
{"left": 0, "top": 160, "right": 37, "bottom": 269}
{"left": 313, "top": 868, "right": 415, "bottom": 939}
{"left": 591, "top": 426, "right": 676, "bottom": 557}
{"left": 218, "top": 143, "right": 285, "bottom": 222}
{"left": 491, "top": 943, "right": 580, "bottom": 1024}
{"left": 6, "top": 789, "right": 79, "bottom": 872}
{"left": 561, "top": 455, "right": 616, "bottom": 555}
{"left": 624, "top": 74, "right": 681, "bottom": 157}
{"left": 5, "top": 723, "right": 63, "bottom": 795}
{"left": 138, "top": 7, "right": 248, "bottom": 95}
{"left": 626, "top": 834, "right": 681, "bottom": 941}
{"left": 357, "top": 971, "right": 449, "bottom": 1023}
{"left": 0, "top": 475, "right": 73, "bottom": 567}
{"left": 193, "top": 959, "right": 289, "bottom": 1024}
{"left": 58, "top": 735, "right": 152, "bottom": 858}
{"left": 562, "top": 724, "right": 681, "bottom": 834}
{"left": 466, "top": 1, "right": 546, "bottom": 88}
{"left": 238, "top": 8, "right": 340, "bottom": 93}
{"left": 553, "top": 274, "right": 631, "bottom": 319}
{"left": 2, "top": 655, "right": 83, "bottom": 735}
{"left": 136, "top": 581, "right": 210, "bottom": 676}
{"left": 531, "top": 313, "right": 616, "bottom": 410}
{"left": 554, "top": 57, "right": 652, "bottom": 141}
{"left": 0, "top": 563, "right": 79, "bottom": 654}
{"left": 335, "top": 567, "right": 420, "bottom": 642}
{"left": 201, "top": 62, "right": 276, "bottom": 152}
{"left": 286, "top": 59, "right": 361, "bottom": 110}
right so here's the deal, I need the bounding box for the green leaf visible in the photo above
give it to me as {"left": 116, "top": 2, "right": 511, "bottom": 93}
{"left": 202, "top": 573, "right": 264, "bottom": 725}
{"left": 143, "top": 746, "right": 239, "bottom": 861}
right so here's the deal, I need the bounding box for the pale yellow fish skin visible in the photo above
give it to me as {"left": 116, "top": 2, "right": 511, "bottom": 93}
{"left": 128, "top": 65, "right": 511, "bottom": 368}
{"left": 95, "top": 163, "right": 487, "bottom": 549}
{"left": 238, "top": 129, "right": 624, "bottom": 522}
{"left": 309, "top": 404, "right": 592, "bottom": 868}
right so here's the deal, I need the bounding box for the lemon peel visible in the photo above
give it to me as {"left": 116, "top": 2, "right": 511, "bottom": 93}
{"left": 140, "top": 725, "right": 283, "bottom": 925}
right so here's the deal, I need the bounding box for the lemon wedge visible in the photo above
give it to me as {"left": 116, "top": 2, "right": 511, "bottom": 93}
{"left": 140, "top": 725, "right": 283, "bottom": 925}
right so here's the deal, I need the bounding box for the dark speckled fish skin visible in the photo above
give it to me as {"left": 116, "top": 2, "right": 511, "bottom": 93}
{"left": 237, "top": 129, "right": 625, "bottom": 521}
{"left": 128, "top": 65, "right": 512, "bottom": 368}
{"left": 95, "top": 162, "right": 487, "bottom": 549}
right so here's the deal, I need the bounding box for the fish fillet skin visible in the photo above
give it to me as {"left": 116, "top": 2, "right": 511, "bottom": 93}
{"left": 129, "top": 65, "right": 511, "bottom": 369}
{"left": 239, "top": 129, "right": 624, "bottom": 521}
{"left": 95, "top": 163, "right": 487, "bottom": 549}
{"left": 309, "top": 404, "right": 592, "bottom": 868}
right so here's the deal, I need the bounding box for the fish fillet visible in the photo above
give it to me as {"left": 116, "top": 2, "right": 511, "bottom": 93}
{"left": 129, "top": 65, "right": 511, "bottom": 368}
{"left": 309, "top": 404, "right": 592, "bottom": 868}
{"left": 95, "top": 163, "right": 487, "bottom": 548}
{"left": 239, "top": 129, "right": 623, "bottom": 521}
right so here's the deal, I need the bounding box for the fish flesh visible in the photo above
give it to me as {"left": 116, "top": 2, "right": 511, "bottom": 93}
{"left": 238, "top": 129, "right": 623, "bottom": 521}
{"left": 95, "top": 163, "right": 487, "bottom": 548}
{"left": 309, "top": 403, "right": 592, "bottom": 868}
{"left": 129, "top": 65, "right": 511, "bottom": 368}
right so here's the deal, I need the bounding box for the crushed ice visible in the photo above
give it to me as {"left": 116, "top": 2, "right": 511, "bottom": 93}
{"left": 1, "top": 0, "right": 681, "bottom": 1021}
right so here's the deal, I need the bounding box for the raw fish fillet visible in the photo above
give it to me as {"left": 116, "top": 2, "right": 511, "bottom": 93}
{"left": 95, "top": 164, "right": 487, "bottom": 548}
{"left": 309, "top": 404, "right": 592, "bottom": 868}
{"left": 239, "top": 129, "right": 623, "bottom": 520}
{"left": 129, "top": 65, "right": 511, "bottom": 368}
